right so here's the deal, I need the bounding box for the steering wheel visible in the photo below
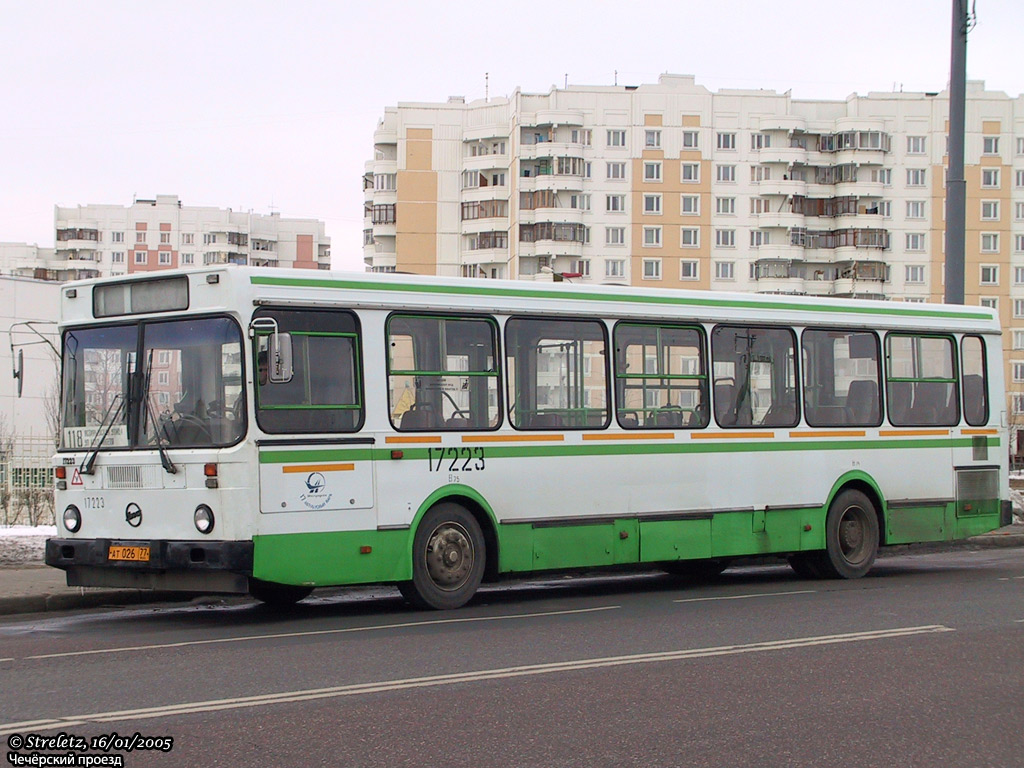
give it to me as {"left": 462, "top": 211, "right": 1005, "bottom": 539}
{"left": 175, "top": 413, "right": 213, "bottom": 440}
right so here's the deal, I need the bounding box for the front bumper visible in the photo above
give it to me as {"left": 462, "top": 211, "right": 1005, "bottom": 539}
{"left": 45, "top": 538, "right": 254, "bottom": 593}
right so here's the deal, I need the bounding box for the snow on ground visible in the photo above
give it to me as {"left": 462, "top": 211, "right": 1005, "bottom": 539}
{"left": 0, "top": 525, "right": 53, "bottom": 567}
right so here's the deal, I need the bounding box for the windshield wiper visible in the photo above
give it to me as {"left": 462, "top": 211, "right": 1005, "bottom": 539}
{"left": 142, "top": 350, "right": 177, "bottom": 475}
{"left": 80, "top": 394, "right": 125, "bottom": 476}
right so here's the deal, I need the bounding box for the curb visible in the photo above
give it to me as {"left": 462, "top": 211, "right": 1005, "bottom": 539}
{"left": 2, "top": 533, "right": 1022, "bottom": 618}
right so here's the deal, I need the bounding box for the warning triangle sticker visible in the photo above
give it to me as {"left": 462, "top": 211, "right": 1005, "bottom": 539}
{"left": 71, "top": 468, "right": 83, "bottom": 486}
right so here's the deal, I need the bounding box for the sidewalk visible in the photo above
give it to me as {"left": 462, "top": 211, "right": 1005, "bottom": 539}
{"left": 2, "top": 524, "right": 1023, "bottom": 617}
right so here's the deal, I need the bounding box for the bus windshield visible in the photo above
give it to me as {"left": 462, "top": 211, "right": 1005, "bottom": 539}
{"left": 61, "top": 316, "right": 245, "bottom": 450}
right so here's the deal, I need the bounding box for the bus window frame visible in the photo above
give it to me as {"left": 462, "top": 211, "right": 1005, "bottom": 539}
{"left": 252, "top": 307, "right": 365, "bottom": 435}
{"left": 960, "top": 334, "right": 989, "bottom": 427}
{"left": 612, "top": 320, "right": 709, "bottom": 430}
{"left": 504, "top": 314, "right": 611, "bottom": 431}
{"left": 385, "top": 311, "right": 503, "bottom": 432}
{"left": 710, "top": 323, "right": 800, "bottom": 429}
{"left": 884, "top": 331, "right": 960, "bottom": 428}
{"left": 800, "top": 327, "right": 883, "bottom": 429}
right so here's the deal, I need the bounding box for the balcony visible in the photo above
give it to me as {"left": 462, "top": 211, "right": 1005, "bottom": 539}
{"left": 758, "top": 179, "right": 807, "bottom": 197}
{"left": 757, "top": 116, "right": 807, "bottom": 133}
{"left": 532, "top": 173, "right": 585, "bottom": 193}
{"left": 755, "top": 277, "right": 805, "bottom": 295}
{"left": 754, "top": 244, "right": 804, "bottom": 261}
{"left": 519, "top": 142, "right": 584, "bottom": 162}
{"left": 756, "top": 147, "right": 808, "bottom": 166}
{"left": 755, "top": 210, "right": 804, "bottom": 229}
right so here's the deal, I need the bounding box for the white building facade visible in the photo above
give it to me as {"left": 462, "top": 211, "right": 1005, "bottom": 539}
{"left": 14, "top": 195, "right": 333, "bottom": 281}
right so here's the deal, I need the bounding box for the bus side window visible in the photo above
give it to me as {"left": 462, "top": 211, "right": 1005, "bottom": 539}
{"left": 961, "top": 335, "right": 988, "bottom": 426}
{"left": 802, "top": 329, "right": 881, "bottom": 428}
{"left": 711, "top": 325, "right": 797, "bottom": 428}
{"left": 886, "top": 334, "right": 958, "bottom": 427}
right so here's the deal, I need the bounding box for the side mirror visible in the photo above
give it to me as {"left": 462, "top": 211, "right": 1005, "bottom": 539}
{"left": 268, "top": 333, "right": 293, "bottom": 383}
{"left": 13, "top": 349, "right": 23, "bottom": 398}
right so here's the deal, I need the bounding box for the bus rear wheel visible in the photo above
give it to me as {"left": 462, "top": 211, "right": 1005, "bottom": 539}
{"left": 810, "top": 489, "right": 879, "bottom": 579}
{"left": 249, "top": 579, "right": 313, "bottom": 607}
{"left": 401, "top": 503, "right": 485, "bottom": 610}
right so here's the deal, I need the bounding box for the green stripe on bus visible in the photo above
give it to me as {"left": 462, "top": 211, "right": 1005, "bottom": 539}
{"left": 257, "top": 437, "right": 998, "bottom": 464}
{"left": 249, "top": 275, "right": 993, "bottom": 321}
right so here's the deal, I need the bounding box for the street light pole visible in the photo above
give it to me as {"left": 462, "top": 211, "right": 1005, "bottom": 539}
{"left": 944, "top": 0, "right": 973, "bottom": 305}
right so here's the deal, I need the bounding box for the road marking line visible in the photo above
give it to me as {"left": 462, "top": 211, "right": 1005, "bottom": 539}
{"left": 25, "top": 605, "right": 620, "bottom": 661}
{"left": 0, "top": 625, "right": 952, "bottom": 735}
{"left": 996, "top": 576, "right": 1024, "bottom": 581}
{"left": 673, "top": 590, "right": 816, "bottom": 604}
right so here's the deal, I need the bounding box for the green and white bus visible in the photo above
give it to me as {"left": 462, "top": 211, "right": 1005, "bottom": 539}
{"left": 46, "top": 267, "right": 1011, "bottom": 608}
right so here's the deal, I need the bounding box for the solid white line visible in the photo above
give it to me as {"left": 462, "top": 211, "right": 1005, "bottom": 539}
{"left": 0, "top": 624, "right": 952, "bottom": 735}
{"left": 673, "top": 589, "right": 816, "bottom": 604}
{"left": 26, "top": 605, "right": 620, "bottom": 661}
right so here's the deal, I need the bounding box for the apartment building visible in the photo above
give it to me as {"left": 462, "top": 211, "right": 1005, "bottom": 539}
{"left": 364, "top": 74, "right": 1024, "bottom": 437}
{"left": 0, "top": 195, "right": 331, "bottom": 281}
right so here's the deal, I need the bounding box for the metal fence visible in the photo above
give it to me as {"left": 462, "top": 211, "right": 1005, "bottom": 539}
{"left": 0, "top": 436, "right": 55, "bottom": 527}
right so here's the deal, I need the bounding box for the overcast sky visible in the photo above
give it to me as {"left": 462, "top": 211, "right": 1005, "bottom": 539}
{"left": 1, "top": 0, "right": 1021, "bottom": 271}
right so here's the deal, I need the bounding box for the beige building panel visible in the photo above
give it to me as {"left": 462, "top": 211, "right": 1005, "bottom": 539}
{"left": 405, "top": 128, "right": 434, "bottom": 172}
{"left": 644, "top": 114, "right": 663, "bottom": 127}
{"left": 681, "top": 115, "right": 701, "bottom": 128}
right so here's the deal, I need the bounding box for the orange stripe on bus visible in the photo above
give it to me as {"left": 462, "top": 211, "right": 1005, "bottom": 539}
{"left": 462, "top": 434, "right": 564, "bottom": 443}
{"left": 386, "top": 435, "right": 442, "bottom": 444}
{"left": 282, "top": 463, "right": 354, "bottom": 473}
{"left": 790, "top": 430, "right": 866, "bottom": 438}
{"left": 878, "top": 429, "right": 950, "bottom": 437}
{"left": 582, "top": 432, "right": 674, "bottom": 441}
{"left": 690, "top": 431, "right": 775, "bottom": 440}
{"left": 961, "top": 428, "right": 997, "bottom": 436}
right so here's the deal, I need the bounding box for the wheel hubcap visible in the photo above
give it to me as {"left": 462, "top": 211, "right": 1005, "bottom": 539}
{"left": 424, "top": 522, "right": 474, "bottom": 591}
{"left": 838, "top": 506, "right": 870, "bottom": 564}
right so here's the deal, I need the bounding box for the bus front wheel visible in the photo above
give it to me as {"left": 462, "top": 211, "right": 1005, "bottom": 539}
{"left": 812, "top": 489, "right": 879, "bottom": 579}
{"left": 401, "top": 503, "right": 485, "bottom": 610}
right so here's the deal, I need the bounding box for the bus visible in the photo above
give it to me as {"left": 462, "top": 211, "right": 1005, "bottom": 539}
{"left": 45, "top": 267, "right": 1012, "bottom": 609}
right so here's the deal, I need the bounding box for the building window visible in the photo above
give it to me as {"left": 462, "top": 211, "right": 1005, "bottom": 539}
{"left": 134, "top": 250, "right": 147, "bottom": 264}
{"left": 750, "top": 197, "right": 769, "bottom": 215}
{"left": 1014, "top": 330, "right": 1024, "bottom": 349}
{"left": 158, "top": 251, "right": 172, "bottom": 265}
{"left": 203, "top": 233, "right": 215, "bottom": 245}
{"left": 715, "top": 261, "right": 735, "bottom": 280}
{"left": 181, "top": 253, "right": 194, "bottom": 265}
{"left": 1015, "top": 299, "right": 1024, "bottom": 318}
{"left": 135, "top": 232, "right": 146, "bottom": 243}
{"left": 681, "top": 131, "right": 699, "bottom": 149}
{"left": 607, "top": 129, "right": 626, "bottom": 147}
{"left": 716, "top": 165, "right": 735, "bottom": 183}
{"left": 715, "top": 197, "right": 735, "bottom": 215}
{"left": 982, "top": 168, "right": 1000, "bottom": 188}
{"left": 679, "top": 195, "right": 699, "bottom": 215}
{"left": 571, "top": 129, "right": 592, "bottom": 146}
{"left": 750, "top": 165, "right": 771, "bottom": 183}
{"left": 715, "top": 229, "right": 735, "bottom": 248}
{"left": 572, "top": 259, "right": 590, "bottom": 278}
{"left": 1017, "top": 137, "right": 1024, "bottom": 155}
{"left": 159, "top": 232, "right": 170, "bottom": 244}
{"left": 681, "top": 163, "right": 700, "bottom": 182}
{"left": 981, "top": 233, "right": 1000, "bottom": 253}
{"left": 680, "top": 228, "right": 700, "bottom": 248}
{"left": 644, "top": 130, "right": 661, "bottom": 148}
{"left": 111, "top": 232, "right": 124, "bottom": 243}
{"left": 981, "top": 200, "right": 1000, "bottom": 221}
{"left": 606, "top": 227, "right": 626, "bottom": 245}
{"left": 1017, "top": 202, "right": 1024, "bottom": 221}
{"left": 749, "top": 230, "right": 770, "bottom": 247}
{"left": 878, "top": 200, "right": 892, "bottom": 217}
{"left": 905, "top": 233, "right": 926, "bottom": 252}
{"left": 605, "top": 259, "right": 625, "bottom": 278}
{"left": 983, "top": 136, "right": 1000, "bottom": 155}
{"left": 905, "top": 265, "right": 925, "bottom": 284}
{"left": 642, "top": 226, "right": 662, "bottom": 247}
{"left": 906, "top": 169, "right": 926, "bottom": 187}
{"left": 873, "top": 168, "right": 892, "bottom": 186}
{"left": 607, "top": 161, "right": 626, "bottom": 180}
{"left": 907, "top": 136, "right": 927, "bottom": 154}
{"left": 980, "top": 265, "right": 999, "bottom": 285}
{"left": 1013, "top": 362, "right": 1024, "bottom": 382}
{"left": 570, "top": 193, "right": 591, "bottom": 210}
{"left": 644, "top": 194, "right": 662, "bottom": 214}
{"left": 643, "top": 162, "right": 662, "bottom": 182}
{"left": 606, "top": 195, "right": 626, "bottom": 213}
{"left": 111, "top": 251, "right": 124, "bottom": 263}
{"left": 680, "top": 260, "right": 699, "bottom": 280}
{"left": 906, "top": 200, "right": 926, "bottom": 220}
{"left": 181, "top": 233, "right": 194, "bottom": 245}
{"left": 642, "top": 258, "right": 662, "bottom": 279}
{"left": 751, "top": 133, "right": 771, "bottom": 150}
{"left": 1016, "top": 170, "right": 1024, "bottom": 188}
{"left": 716, "top": 132, "right": 736, "bottom": 150}
{"left": 1016, "top": 235, "right": 1024, "bottom": 254}
{"left": 981, "top": 297, "right": 998, "bottom": 311}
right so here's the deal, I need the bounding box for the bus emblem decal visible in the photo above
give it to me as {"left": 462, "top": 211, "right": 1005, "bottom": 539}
{"left": 125, "top": 503, "right": 143, "bottom": 528}
{"left": 300, "top": 472, "right": 333, "bottom": 510}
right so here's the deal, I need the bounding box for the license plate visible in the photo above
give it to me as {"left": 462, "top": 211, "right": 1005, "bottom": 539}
{"left": 108, "top": 545, "right": 150, "bottom": 562}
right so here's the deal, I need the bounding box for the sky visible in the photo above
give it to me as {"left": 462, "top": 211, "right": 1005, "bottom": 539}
{"left": 1, "top": 0, "right": 1022, "bottom": 272}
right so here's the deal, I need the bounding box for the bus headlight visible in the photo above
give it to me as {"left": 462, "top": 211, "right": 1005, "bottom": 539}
{"left": 63, "top": 505, "right": 82, "bottom": 533}
{"left": 194, "top": 505, "right": 215, "bottom": 535}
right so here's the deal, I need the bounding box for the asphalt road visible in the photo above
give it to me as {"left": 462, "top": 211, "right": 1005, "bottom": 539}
{"left": 1, "top": 549, "right": 1023, "bottom": 768}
